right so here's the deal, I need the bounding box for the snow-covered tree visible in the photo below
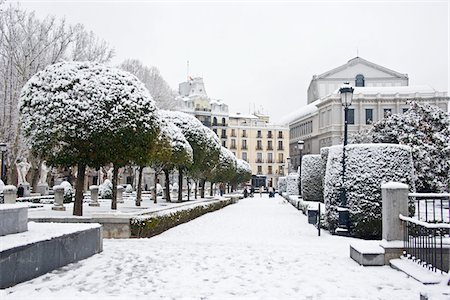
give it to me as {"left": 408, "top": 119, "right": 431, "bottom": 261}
{"left": 368, "top": 102, "right": 450, "bottom": 192}
{"left": 230, "top": 159, "right": 252, "bottom": 189}
{"left": 0, "top": 4, "right": 114, "bottom": 188}
{"left": 211, "top": 146, "right": 237, "bottom": 194}
{"left": 160, "top": 110, "right": 221, "bottom": 200}
{"left": 118, "top": 59, "right": 177, "bottom": 110}
{"left": 19, "top": 61, "right": 158, "bottom": 215}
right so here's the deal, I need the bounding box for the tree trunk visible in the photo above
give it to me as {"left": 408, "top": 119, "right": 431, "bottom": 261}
{"left": 111, "top": 166, "right": 119, "bottom": 210}
{"left": 194, "top": 180, "right": 198, "bottom": 199}
{"left": 187, "top": 178, "right": 190, "bottom": 201}
{"left": 164, "top": 169, "right": 170, "bottom": 202}
{"left": 136, "top": 165, "right": 144, "bottom": 206}
{"left": 73, "top": 163, "right": 86, "bottom": 216}
{"left": 153, "top": 171, "right": 158, "bottom": 204}
{"left": 200, "top": 179, "right": 205, "bottom": 198}
{"left": 210, "top": 182, "right": 214, "bottom": 196}
{"left": 178, "top": 167, "right": 183, "bottom": 202}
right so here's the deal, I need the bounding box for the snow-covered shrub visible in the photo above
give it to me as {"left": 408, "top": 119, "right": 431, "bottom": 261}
{"left": 278, "top": 177, "right": 287, "bottom": 193}
{"left": 60, "top": 180, "right": 73, "bottom": 203}
{"left": 99, "top": 179, "right": 113, "bottom": 199}
{"left": 286, "top": 173, "right": 299, "bottom": 195}
{"left": 301, "top": 154, "right": 323, "bottom": 202}
{"left": 324, "top": 143, "right": 415, "bottom": 239}
{"left": 125, "top": 184, "right": 133, "bottom": 193}
{"left": 368, "top": 102, "right": 450, "bottom": 193}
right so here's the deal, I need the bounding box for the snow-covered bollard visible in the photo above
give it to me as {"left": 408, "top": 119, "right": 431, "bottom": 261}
{"left": 89, "top": 185, "right": 100, "bottom": 207}
{"left": 117, "top": 186, "right": 124, "bottom": 203}
{"left": 3, "top": 185, "right": 17, "bottom": 204}
{"left": 52, "top": 185, "right": 66, "bottom": 211}
{"left": 381, "top": 182, "right": 409, "bottom": 241}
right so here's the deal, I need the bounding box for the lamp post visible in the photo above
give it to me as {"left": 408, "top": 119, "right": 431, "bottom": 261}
{"left": 338, "top": 82, "right": 354, "bottom": 234}
{"left": 297, "top": 140, "right": 304, "bottom": 196}
{"left": 286, "top": 157, "right": 291, "bottom": 174}
{"left": 0, "top": 143, "right": 7, "bottom": 184}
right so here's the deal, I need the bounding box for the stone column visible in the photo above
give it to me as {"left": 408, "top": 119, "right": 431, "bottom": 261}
{"left": 89, "top": 185, "right": 100, "bottom": 207}
{"left": 52, "top": 185, "right": 66, "bottom": 211}
{"left": 3, "top": 185, "right": 17, "bottom": 204}
{"left": 117, "top": 186, "right": 124, "bottom": 203}
{"left": 381, "top": 182, "right": 409, "bottom": 241}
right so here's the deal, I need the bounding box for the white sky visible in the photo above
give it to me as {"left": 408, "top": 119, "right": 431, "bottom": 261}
{"left": 14, "top": 0, "right": 450, "bottom": 122}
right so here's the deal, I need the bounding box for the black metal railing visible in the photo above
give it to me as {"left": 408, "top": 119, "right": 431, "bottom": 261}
{"left": 400, "top": 193, "right": 450, "bottom": 273}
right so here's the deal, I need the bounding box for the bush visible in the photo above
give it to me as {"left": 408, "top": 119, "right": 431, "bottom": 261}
{"left": 301, "top": 154, "right": 323, "bottom": 202}
{"left": 278, "top": 177, "right": 287, "bottom": 193}
{"left": 324, "top": 143, "right": 415, "bottom": 239}
{"left": 60, "top": 181, "right": 73, "bottom": 203}
{"left": 99, "top": 179, "right": 113, "bottom": 199}
{"left": 286, "top": 173, "right": 299, "bottom": 195}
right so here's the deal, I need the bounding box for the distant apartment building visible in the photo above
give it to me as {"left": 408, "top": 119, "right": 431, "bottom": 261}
{"left": 282, "top": 57, "right": 449, "bottom": 170}
{"left": 227, "top": 113, "right": 289, "bottom": 188}
{"left": 177, "top": 77, "right": 289, "bottom": 187}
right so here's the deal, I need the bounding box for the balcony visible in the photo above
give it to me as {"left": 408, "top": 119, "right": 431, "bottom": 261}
{"left": 267, "top": 159, "right": 273, "bottom": 164}
{"left": 278, "top": 133, "right": 283, "bottom": 139}
{"left": 277, "top": 160, "right": 284, "bottom": 163}
{"left": 241, "top": 146, "right": 248, "bottom": 150}
{"left": 230, "top": 145, "right": 236, "bottom": 150}
{"left": 267, "top": 133, "right": 273, "bottom": 138}
{"left": 257, "top": 134, "right": 262, "bottom": 138}
{"left": 256, "top": 146, "right": 263, "bottom": 150}
{"left": 256, "top": 158, "right": 263, "bottom": 163}
{"left": 221, "top": 134, "right": 227, "bottom": 139}
{"left": 267, "top": 146, "right": 273, "bottom": 151}
{"left": 231, "top": 133, "right": 236, "bottom": 137}
{"left": 277, "top": 147, "right": 284, "bottom": 151}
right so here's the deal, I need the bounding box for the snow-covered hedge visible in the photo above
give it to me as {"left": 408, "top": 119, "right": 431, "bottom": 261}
{"left": 99, "top": 179, "right": 113, "bottom": 199}
{"left": 324, "top": 143, "right": 415, "bottom": 239}
{"left": 286, "top": 173, "right": 299, "bottom": 196}
{"left": 278, "top": 177, "right": 287, "bottom": 193}
{"left": 60, "top": 181, "right": 73, "bottom": 203}
{"left": 301, "top": 154, "right": 323, "bottom": 202}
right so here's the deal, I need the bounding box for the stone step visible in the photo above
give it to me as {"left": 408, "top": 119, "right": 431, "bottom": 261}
{"left": 350, "top": 241, "right": 385, "bottom": 266}
{"left": 390, "top": 258, "right": 446, "bottom": 285}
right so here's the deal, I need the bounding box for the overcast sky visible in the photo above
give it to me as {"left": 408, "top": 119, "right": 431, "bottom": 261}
{"left": 16, "top": 0, "right": 449, "bottom": 122}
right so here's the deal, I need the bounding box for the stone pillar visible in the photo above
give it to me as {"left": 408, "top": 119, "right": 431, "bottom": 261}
{"left": 117, "top": 186, "right": 124, "bottom": 203}
{"left": 3, "top": 185, "right": 17, "bottom": 204}
{"left": 52, "top": 185, "right": 66, "bottom": 211}
{"left": 381, "top": 182, "right": 409, "bottom": 241}
{"left": 89, "top": 185, "right": 100, "bottom": 207}
{"left": 36, "top": 183, "right": 49, "bottom": 196}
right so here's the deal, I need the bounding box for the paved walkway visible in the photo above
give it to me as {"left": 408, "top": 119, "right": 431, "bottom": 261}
{"left": 3, "top": 194, "right": 424, "bottom": 299}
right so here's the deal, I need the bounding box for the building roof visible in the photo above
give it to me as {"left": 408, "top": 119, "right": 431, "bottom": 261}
{"left": 314, "top": 57, "right": 408, "bottom": 80}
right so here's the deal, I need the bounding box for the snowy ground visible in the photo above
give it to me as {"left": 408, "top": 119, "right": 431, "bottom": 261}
{"left": 2, "top": 194, "right": 426, "bottom": 299}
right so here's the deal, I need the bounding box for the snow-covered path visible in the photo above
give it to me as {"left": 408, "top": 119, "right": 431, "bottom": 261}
{"left": 3, "top": 194, "right": 424, "bottom": 299}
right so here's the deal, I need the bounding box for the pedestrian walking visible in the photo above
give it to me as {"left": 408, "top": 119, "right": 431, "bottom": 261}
{"left": 259, "top": 186, "right": 263, "bottom": 197}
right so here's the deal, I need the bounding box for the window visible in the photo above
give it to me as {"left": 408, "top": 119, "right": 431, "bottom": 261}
{"left": 242, "top": 139, "right": 247, "bottom": 150}
{"left": 267, "top": 140, "right": 273, "bottom": 150}
{"left": 384, "top": 108, "right": 392, "bottom": 117}
{"left": 231, "top": 139, "right": 236, "bottom": 149}
{"left": 365, "top": 109, "right": 373, "bottom": 125}
{"left": 278, "top": 140, "right": 284, "bottom": 150}
{"left": 221, "top": 129, "right": 226, "bottom": 138}
{"left": 222, "top": 118, "right": 226, "bottom": 126}
{"left": 278, "top": 131, "right": 283, "bottom": 138}
{"left": 278, "top": 153, "right": 284, "bottom": 163}
{"left": 256, "top": 140, "right": 263, "bottom": 150}
{"left": 267, "top": 130, "right": 272, "bottom": 138}
{"left": 257, "top": 166, "right": 262, "bottom": 175}
{"left": 242, "top": 130, "right": 247, "bottom": 137}
{"left": 355, "top": 74, "right": 365, "bottom": 87}
{"left": 268, "top": 166, "right": 273, "bottom": 175}
{"left": 256, "top": 153, "right": 262, "bottom": 163}
{"left": 222, "top": 141, "right": 226, "bottom": 147}
{"left": 267, "top": 153, "right": 273, "bottom": 163}
{"left": 347, "top": 108, "right": 355, "bottom": 125}
{"left": 257, "top": 130, "right": 262, "bottom": 138}
{"left": 212, "top": 117, "right": 217, "bottom": 126}
{"left": 231, "top": 129, "right": 236, "bottom": 137}
{"left": 242, "top": 152, "right": 248, "bottom": 161}
{"left": 213, "top": 128, "right": 217, "bottom": 134}
{"left": 278, "top": 166, "right": 284, "bottom": 175}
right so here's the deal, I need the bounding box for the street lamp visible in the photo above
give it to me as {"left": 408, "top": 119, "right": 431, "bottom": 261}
{"left": 286, "top": 157, "right": 291, "bottom": 174}
{"left": 338, "top": 82, "right": 354, "bottom": 234}
{"left": 297, "top": 140, "right": 304, "bottom": 196}
{"left": 0, "top": 143, "right": 7, "bottom": 184}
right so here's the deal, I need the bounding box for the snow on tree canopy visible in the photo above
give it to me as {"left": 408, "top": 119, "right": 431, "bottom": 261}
{"left": 324, "top": 143, "right": 415, "bottom": 239}
{"left": 158, "top": 117, "right": 193, "bottom": 163}
{"left": 236, "top": 159, "right": 251, "bottom": 174}
{"left": 19, "top": 61, "right": 159, "bottom": 163}
{"left": 278, "top": 177, "right": 287, "bottom": 193}
{"left": 301, "top": 154, "right": 323, "bottom": 202}
{"left": 369, "top": 102, "right": 450, "bottom": 193}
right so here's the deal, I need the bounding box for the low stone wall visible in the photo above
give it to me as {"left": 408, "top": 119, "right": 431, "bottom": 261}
{"left": 0, "top": 224, "right": 102, "bottom": 288}
{"left": 131, "top": 198, "right": 236, "bottom": 238}
{"left": 0, "top": 204, "right": 28, "bottom": 236}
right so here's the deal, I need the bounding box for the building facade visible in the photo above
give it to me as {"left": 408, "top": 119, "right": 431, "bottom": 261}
{"left": 227, "top": 113, "right": 289, "bottom": 188}
{"left": 284, "top": 57, "right": 449, "bottom": 170}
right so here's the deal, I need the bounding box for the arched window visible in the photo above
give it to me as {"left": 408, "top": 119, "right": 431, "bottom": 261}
{"left": 213, "top": 117, "right": 217, "bottom": 126}
{"left": 222, "top": 118, "right": 226, "bottom": 125}
{"left": 355, "top": 74, "right": 365, "bottom": 87}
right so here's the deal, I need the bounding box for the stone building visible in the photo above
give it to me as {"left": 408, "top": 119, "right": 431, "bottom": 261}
{"left": 283, "top": 57, "right": 449, "bottom": 170}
